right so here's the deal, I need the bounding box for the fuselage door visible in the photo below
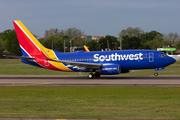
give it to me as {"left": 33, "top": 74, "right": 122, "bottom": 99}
{"left": 149, "top": 52, "right": 154, "bottom": 62}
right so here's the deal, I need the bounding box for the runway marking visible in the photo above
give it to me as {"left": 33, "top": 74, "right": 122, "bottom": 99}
{"left": 5, "top": 83, "right": 49, "bottom": 86}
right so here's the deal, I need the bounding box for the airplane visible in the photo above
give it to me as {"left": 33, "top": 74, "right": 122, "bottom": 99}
{"left": 13, "top": 20, "right": 176, "bottom": 79}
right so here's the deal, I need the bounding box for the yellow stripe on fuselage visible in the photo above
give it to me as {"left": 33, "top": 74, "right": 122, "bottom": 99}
{"left": 41, "top": 47, "right": 73, "bottom": 71}
{"left": 49, "top": 61, "right": 73, "bottom": 72}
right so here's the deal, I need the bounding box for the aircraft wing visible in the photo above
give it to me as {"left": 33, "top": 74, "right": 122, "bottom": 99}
{"left": 50, "top": 59, "right": 102, "bottom": 69}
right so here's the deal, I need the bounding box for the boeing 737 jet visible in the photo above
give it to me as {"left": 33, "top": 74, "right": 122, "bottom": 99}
{"left": 13, "top": 20, "right": 176, "bottom": 78}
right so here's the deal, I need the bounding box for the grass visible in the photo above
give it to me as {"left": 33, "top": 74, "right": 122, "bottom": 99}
{"left": 1, "top": 59, "right": 180, "bottom": 119}
{"left": 0, "top": 59, "right": 84, "bottom": 75}
{"left": 0, "top": 59, "right": 180, "bottom": 75}
{"left": 0, "top": 86, "right": 180, "bottom": 119}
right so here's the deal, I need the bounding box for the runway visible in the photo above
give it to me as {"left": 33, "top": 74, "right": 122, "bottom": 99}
{"left": 0, "top": 75, "right": 180, "bottom": 86}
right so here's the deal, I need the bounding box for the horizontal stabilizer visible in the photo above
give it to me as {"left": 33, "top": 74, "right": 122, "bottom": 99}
{"left": 3, "top": 55, "right": 34, "bottom": 60}
{"left": 21, "top": 56, "right": 35, "bottom": 60}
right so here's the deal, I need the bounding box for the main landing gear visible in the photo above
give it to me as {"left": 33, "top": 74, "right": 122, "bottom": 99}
{"left": 88, "top": 73, "right": 94, "bottom": 79}
{"left": 88, "top": 72, "right": 101, "bottom": 79}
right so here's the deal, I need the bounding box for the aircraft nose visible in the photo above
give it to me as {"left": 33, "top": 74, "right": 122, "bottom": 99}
{"left": 168, "top": 56, "right": 176, "bottom": 64}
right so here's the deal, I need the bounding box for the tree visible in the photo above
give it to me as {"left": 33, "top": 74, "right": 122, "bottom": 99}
{"left": 65, "top": 27, "right": 84, "bottom": 37}
{"left": 151, "top": 34, "right": 164, "bottom": 50}
{"left": 122, "top": 35, "right": 141, "bottom": 49}
{"left": 176, "top": 41, "right": 180, "bottom": 49}
{"left": 65, "top": 27, "right": 85, "bottom": 47}
{"left": 3, "top": 29, "right": 21, "bottom": 55}
{"left": 99, "top": 35, "right": 119, "bottom": 51}
{"left": 85, "top": 40, "right": 99, "bottom": 51}
{"left": 0, "top": 38, "right": 5, "bottom": 58}
{"left": 139, "top": 30, "right": 162, "bottom": 49}
{"left": 163, "top": 33, "right": 180, "bottom": 47}
{"left": 145, "top": 30, "right": 161, "bottom": 41}
{"left": 41, "top": 34, "right": 64, "bottom": 52}
{"left": 119, "top": 29, "right": 164, "bottom": 50}
{"left": 118, "top": 27, "right": 143, "bottom": 39}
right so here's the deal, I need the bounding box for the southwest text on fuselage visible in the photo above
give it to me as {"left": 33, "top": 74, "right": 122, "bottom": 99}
{"left": 93, "top": 53, "right": 143, "bottom": 62}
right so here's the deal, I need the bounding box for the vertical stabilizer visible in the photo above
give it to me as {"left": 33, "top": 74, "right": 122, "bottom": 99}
{"left": 13, "top": 20, "right": 58, "bottom": 60}
{"left": 13, "top": 20, "right": 44, "bottom": 57}
{"left": 13, "top": 20, "right": 72, "bottom": 71}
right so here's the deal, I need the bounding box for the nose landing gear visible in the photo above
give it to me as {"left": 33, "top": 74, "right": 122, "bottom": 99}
{"left": 154, "top": 67, "right": 164, "bottom": 77}
{"left": 154, "top": 72, "right": 158, "bottom": 77}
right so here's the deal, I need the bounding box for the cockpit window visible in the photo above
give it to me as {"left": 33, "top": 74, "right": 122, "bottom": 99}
{"left": 159, "top": 54, "right": 167, "bottom": 57}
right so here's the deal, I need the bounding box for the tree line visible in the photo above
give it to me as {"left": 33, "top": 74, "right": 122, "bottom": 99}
{"left": 1, "top": 27, "right": 180, "bottom": 58}
{"left": 118, "top": 27, "right": 180, "bottom": 50}
{"left": 84, "top": 27, "right": 180, "bottom": 51}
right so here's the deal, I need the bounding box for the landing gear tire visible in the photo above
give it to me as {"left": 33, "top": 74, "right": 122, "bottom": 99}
{"left": 154, "top": 72, "right": 158, "bottom": 77}
{"left": 88, "top": 73, "right": 94, "bottom": 79}
{"left": 94, "top": 72, "right": 101, "bottom": 78}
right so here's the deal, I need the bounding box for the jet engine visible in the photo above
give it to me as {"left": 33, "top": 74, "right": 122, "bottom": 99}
{"left": 100, "top": 65, "right": 121, "bottom": 75}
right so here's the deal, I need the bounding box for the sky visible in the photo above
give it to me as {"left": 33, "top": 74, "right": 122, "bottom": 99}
{"left": 1, "top": 0, "right": 180, "bottom": 38}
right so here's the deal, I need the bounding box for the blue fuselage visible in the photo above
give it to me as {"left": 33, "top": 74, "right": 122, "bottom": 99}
{"left": 53, "top": 50, "right": 176, "bottom": 71}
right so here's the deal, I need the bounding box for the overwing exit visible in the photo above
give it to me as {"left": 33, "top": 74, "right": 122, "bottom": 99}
{"left": 13, "top": 20, "right": 176, "bottom": 78}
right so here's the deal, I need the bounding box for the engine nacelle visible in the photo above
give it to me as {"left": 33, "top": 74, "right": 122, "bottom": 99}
{"left": 100, "top": 65, "right": 121, "bottom": 75}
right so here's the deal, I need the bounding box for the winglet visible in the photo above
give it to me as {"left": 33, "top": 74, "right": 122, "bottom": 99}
{"left": 84, "top": 45, "right": 90, "bottom": 52}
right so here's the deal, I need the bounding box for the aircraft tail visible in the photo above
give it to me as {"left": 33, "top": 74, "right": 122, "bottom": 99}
{"left": 13, "top": 20, "right": 73, "bottom": 71}
{"left": 13, "top": 20, "right": 57, "bottom": 60}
